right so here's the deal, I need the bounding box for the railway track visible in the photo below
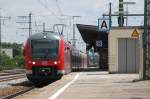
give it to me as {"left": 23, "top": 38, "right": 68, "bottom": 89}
{"left": 0, "top": 69, "right": 26, "bottom": 76}
{"left": 1, "top": 86, "right": 35, "bottom": 99}
{"left": 0, "top": 74, "right": 26, "bottom": 82}
{"left": 0, "top": 73, "right": 35, "bottom": 99}
{"left": 0, "top": 72, "right": 24, "bottom": 76}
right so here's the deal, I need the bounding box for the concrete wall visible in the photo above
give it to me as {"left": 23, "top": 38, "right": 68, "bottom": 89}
{"left": 108, "top": 27, "right": 143, "bottom": 73}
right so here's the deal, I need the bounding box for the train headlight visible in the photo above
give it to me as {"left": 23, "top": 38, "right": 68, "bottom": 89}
{"left": 54, "top": 61, "right": 58, "bottom": 65}
{"left": 32, "top": 61, "right": 36, "bottom": 65}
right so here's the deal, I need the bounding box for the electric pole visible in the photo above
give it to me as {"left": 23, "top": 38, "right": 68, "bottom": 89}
{"left": 72, "top": 16, "right": 76, "bottom": 48}
{"left": 118, "top": 0, "right": 124, "bottom": 27}
{"left": 0, "top": 15, "right": 1, "bottom": 66}
{"left": 143, "top": 0, "right": 147, "bottom": 80}
{"left": 120, "top": 2, "right": 136, "bottom": 27}
{"left": 17, "top": 12, "right": 32, "bottom": 37}
{"left": 143, "top": 0, "right": 150, "bottom": 79}
{"left": 43, "top": 22, "right": 45, "bottom": 32}
{"left": 0, "top": 11, "right": 10, "bottom": 66}
{"left": 32, "top": 22, "right": 45, "bottom": 33}
{"left": 72, "top": 16, "right": 80, "bottom": 48}
{"left": 109, "top": 2, "right": 112, "bottom": 27}
{"left": 29, "top": 13, "right": 32, "bottom": 37}
{"left": 0, "top": 15, "right": 1, "bottom": 63}
{"left": 104, "top": 1, "right": 136, "bottom": 27}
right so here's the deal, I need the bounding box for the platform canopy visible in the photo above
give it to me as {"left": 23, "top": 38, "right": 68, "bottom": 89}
{"left": 76, "top": 24, "right": 108, "bottom": 51}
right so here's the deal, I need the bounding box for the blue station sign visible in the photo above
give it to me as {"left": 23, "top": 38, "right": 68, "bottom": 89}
{"left": 98, "top": 16, "right": 110, "bottom": 32}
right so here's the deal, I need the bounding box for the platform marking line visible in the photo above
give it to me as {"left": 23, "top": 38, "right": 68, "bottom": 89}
{"left": 48, "top": 73, "right": 80, "bottom": 99}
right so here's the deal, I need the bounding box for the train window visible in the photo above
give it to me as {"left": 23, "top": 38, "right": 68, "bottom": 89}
{"left": 31, "top": 40, "right": 59, "bottom": 60}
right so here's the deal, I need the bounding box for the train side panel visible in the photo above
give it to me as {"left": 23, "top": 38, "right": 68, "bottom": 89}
{"left": 25, "top": 39, "right": 32, "bottom": 72}
{"left": 57, "top": 37, "right": 65, "bottom": 74}
{"left": 64, "top": 43, "right": 72, "bottom": 74}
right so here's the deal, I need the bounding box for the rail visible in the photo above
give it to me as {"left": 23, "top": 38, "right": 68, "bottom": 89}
{"left": 0, "top": 74, "right": 26, "bottom": 82}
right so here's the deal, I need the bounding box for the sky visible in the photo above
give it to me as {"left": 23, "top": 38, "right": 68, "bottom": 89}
{"left": 0, "top": 0, "right": 144, "bottom": 51}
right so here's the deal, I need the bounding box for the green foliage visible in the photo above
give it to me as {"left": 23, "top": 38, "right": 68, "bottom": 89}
{"left": 0, "top": 54, "right": 25, "bottom": 71}
{"left": 1, "top": 54, "right": 11, "bottom": 66}
{"left": 0, "top": 54, "right": 13, "bottom": 70}
{"left": 0, "top": 42, "right": 25, "bottom": 71}
{"left": 13, "top": 55, "right": 25, "bottom": 68}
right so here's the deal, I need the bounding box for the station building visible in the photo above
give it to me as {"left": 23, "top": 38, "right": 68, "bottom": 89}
{"left": 109, "top": 27, "right": 143, "bottom": 74}
{"left": 77, "top": 24, "right": 144, "bottom": 78}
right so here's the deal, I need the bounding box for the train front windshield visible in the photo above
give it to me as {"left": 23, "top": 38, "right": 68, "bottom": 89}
{"left": 31, "top": 40, "right": 59, "bottom": 60}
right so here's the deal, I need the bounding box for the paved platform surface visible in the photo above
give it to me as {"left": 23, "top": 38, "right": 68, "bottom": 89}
{"left": 15, "top": 72, "right": 150, "bottom": 99}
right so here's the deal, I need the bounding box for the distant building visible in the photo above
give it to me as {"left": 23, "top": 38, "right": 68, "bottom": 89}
{"left": 1, "top": 48, "right": 17, "bottom": 59}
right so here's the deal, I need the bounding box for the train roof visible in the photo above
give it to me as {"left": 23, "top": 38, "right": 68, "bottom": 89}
{"left": 29, "top": 32, "right": 61, "bottom": 40}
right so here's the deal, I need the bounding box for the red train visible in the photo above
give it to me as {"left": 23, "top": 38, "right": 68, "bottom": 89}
{"left": 24, "top": 32, "right": 87, "bottom": 83}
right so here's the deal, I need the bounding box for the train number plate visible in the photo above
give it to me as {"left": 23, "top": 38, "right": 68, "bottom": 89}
{"left": 39, "top": 67, "right": 51, "bottom": 72}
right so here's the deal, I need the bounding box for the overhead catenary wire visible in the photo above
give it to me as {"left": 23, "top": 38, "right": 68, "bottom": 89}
{"left": 55, "top": 0, "right": 63, "bottom": 15}
{"left": 37, "top": 0, "right": 55, "bottom": 15}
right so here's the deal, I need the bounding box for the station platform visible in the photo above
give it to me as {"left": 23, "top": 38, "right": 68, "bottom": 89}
{"left": 15, "top": 71, "right": 150, "bottom": 99}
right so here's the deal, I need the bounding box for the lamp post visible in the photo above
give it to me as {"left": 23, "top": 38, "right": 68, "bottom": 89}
{"left": 120, "top": 1, "right": 136, "bottom": 26}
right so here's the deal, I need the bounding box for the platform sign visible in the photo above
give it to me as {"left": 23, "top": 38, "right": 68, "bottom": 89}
{"left": 96, "top": 40, "right": 103, "bottom": 47}
{"left": 131, "top": 29, "right": 139, "bottom": 38}
{"left": 98, "top": 16, "right": 110, "bottom": 32}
